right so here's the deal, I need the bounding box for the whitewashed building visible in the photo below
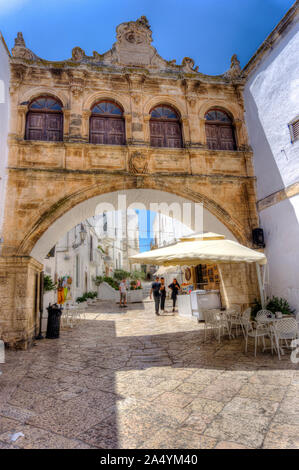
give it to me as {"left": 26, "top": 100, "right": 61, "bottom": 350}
{"left": 95, "top": 209, "right": 140, "bottom": 273}
{"left": 244, "top": 3, "right": 299, "bottom": 309}
{"left": 43, "top": 218, "right": 104, "bottom": 307}
{"left": 152, "top": 212, "right": 193, "bottom": 248}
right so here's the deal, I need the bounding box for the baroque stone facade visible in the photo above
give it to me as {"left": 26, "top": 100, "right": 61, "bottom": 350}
{"left": 0, "top": 17, "right": 260, "bottom": 347}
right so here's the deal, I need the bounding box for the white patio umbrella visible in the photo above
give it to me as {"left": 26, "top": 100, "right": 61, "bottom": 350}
{"left": 130, "top": 232, "right": 267, "bottom": 305}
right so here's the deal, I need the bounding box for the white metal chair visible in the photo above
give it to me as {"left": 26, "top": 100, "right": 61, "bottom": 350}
{"left": 229, "top": 304, "right": 241, "bottom": 314}
{"left": 239, "top": 307, "right": 251, "bottom": 337}
{"left": 203, "top": 309, "right": 231, "bottom": 343}
{"left": 243, "top": 320, "right": 270, "bottom": 357}
{"left": 256, "top": 309, "right": 272, "bottom": 323}
{"left": 227, "top": 307, "right": 248, "bottom": 337}
{"left": 271, "top": 317, "right": 299, "bottom": 360}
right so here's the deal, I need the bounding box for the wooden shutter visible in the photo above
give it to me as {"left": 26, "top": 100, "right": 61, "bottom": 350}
{"left": 290, "top": 120, "right": 299, "bottom": 142}
{"left": 26, "top": 111, "right": 63, "bottom": 141}
{"left": 150, "top": 120, "right": 182, "bottom": 148}
{"left": 90, "top": 116, "right": 125, "bottom": 145}
{"left": 218, "top": 125, "right": 236, "bottom": 150}
{"left": 107, "top": 118, "right": 125, "bottom": 145}
{"left": 164, "top": 121, "right": 182, "bottom": 148}
{"left": 90, "top": 116, "right": 106, "bottom": 144}
{"left": 150, "top": 120, "right": 164, "bottom": 147}
{"left": 26, "top": 113, "right": 44, "bottom": 141}
{"left": 45, "top": 113, "right": 63, "bottom": 141}
{"left": 206, "top": 123, "right": 236, "bottom": 150}
{"left": 205, "top": 124, "right": 219, "bottom": 150}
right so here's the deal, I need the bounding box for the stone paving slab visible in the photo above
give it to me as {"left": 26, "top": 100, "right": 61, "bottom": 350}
{"left": 0, "top": 300, "right": 298, "bottom": 449}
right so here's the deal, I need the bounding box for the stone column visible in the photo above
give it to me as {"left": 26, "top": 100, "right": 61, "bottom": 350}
{"left": 67, "top": 71, "right": 85, "bottom": 141}
{"left": 199, "top": 118, "right": 207, "bottom": 147}
{"left": 181, "top": 116, "right": 191, "bottom": 147}
{"left": 124, "top": 113, "right": 133, "bottom": 144}
{"left": 63, "top": 109, "right": 71, "bottom": 141}
{"left": 82, "top": 110, "right": 91, "bottom": 142}
{"left": 126, "top": 73, "right": 145, "bottom": 145}
{"left": 0, "top": 256, "right": 43, "bottom": 349}
{"left": 143, "top": 114, "right": 151, "bottom": 145}
{"left": 17, "top": 104, "right": 28, "bottom": 138}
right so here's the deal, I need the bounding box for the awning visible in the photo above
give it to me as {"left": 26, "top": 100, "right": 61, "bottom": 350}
{"left": 130, "top": 232, "right": 267, "bottom": 266}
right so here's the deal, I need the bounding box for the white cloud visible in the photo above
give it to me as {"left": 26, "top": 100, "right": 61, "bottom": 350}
{"left": 0, "top": 0, "right": 28, "bottom": 15}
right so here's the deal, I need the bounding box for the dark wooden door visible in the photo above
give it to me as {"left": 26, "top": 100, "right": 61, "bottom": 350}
{"left": 150, "top": 120, "right": 182, "bottom": 148}
{"left": 26, "top": 112, "right": 63, "bottom": 141}
{"left": 205, "top": 123, "right": 236, "bottom": 150}
{"left": 90, "top": 116, "right": 125, "bottom": 145}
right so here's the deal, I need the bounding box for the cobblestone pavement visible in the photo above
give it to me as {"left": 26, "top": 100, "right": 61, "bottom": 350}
{"left": 0, "top": 300, "right": 298, "bottom": 449}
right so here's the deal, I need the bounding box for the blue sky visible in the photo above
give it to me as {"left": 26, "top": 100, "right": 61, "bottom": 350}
{"left": 0, "top": 0, "right": 294, "bottom": 75}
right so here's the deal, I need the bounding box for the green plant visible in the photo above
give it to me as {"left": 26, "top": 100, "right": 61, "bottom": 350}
{"left": 266, "top": 296, "right": 295, "bottom": 316}
{"left": 93, "top": 275, "right": 104, "bottom": 286}
{"left": 251, "top": 298, "right": 262, "bottom": 318}
{"left": 113, "top": 269, "right": 130, "bottom": 281}
{"left": 43, "top": 275, "right": 57, "bottom": 292}
{"left": 76, "top": 291, "right": 97, "bottom": 303}
{"left": 97, "top": 245, "right": 105, "bottom": 253}
{"left": 251, "top": 296, "right": 295, "bottom": 318}
{"left": 130, "top": 270, "right": 146, "bottom": 281}
{"left": 103, "top": 276, "right": 119, "bottom": 290}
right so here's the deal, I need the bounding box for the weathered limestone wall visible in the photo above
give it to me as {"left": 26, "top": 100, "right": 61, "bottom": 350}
{"left": 218, "top": 263, "right": 259, "bottom": 309}
{"left": 0, "top": 256, "right": 42, "bottom": 348}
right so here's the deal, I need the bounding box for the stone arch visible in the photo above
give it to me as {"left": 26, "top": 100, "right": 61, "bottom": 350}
{"left": 198, "top": 100, "right": 244, "bottom": 148}
{"left": 198, "top": 100, "right": 242, "bottom": 122}
{"left": 20, "top": 87, "right": 69, "bottom": 109}
{"left": 15, "top": 178, "right": 248, "bottom": 261}
{"left": 143, "top": 96, "right": 187, "bottom": 145}
{"left": 83, "top": 92, "right": 130, "bottom": 114}
{"left": 143, "top": 95, "right": 186, "bottom": 118}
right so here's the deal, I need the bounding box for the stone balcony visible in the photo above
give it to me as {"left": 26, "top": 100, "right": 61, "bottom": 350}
{"left": 8, "top": 138, "right": 254, "bottom": 178}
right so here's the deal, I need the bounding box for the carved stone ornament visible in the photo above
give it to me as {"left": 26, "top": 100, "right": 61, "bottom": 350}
{"left": 71, "top": 47, "right": 85, "bottom": 62}
{"left": 129, "top": 151, "right": 148, "bottom": 174}
{"left": 182, "top": 57, "right": 199, "bottom": 73}
{"left": 224, "top": 54, "right": 242, "bottom": 81}
{"left": 11, "top": 32, "right": 36, "bottom": 60}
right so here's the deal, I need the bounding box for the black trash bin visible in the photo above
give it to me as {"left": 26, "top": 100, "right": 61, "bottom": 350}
{"left": 46, "top": 304, "right": 63, "bottom": 339}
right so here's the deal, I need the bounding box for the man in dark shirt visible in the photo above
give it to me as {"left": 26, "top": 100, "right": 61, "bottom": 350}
{"left": 150, "top": 276, "right": 161, "bottom": 316}
{"left": 168, "top": 278, "right": 180, "bottom": 312}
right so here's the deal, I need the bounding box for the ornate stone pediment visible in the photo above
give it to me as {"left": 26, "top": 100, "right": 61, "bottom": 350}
{"left": 11, "top": 17, "right": 202, "bottom": 76}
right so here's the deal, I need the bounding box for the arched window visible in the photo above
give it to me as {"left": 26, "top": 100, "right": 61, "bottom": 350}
{"left": 89, "top": 101, "right": 125, "bottom": 145}
{"left": 150, "top": 105, "right": 183, "bottom": 148}
{"left": 205, "top": 109, "right": 236, "bottom": 151}
{"left": 25, "top": 96, "right": 63, "bottom": 141}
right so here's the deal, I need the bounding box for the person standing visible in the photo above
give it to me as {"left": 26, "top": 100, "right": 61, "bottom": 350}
{"left": 119, "top": 279, "right": 128, "bottom": 308}
{"left": 160, "top": 277, "right": 166, "bottom": 313}
{"left": 150, "top": 276, "right": 161, "bottom": 316}
{"left": 168, "top": 278, "right": 180, "bottom": 312}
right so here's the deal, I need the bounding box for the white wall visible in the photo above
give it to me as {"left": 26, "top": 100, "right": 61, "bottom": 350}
{"left": 244, "top": 17, "right": 299, "bottom": 311}
{"left": 260, "top": 195, "right": 299, "bottom": 309}
{"left": 0, "top": 34, "right": 10, "bottom": 235}
{"left": 244, "top": 21, "right": 299, "bottom": 199}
